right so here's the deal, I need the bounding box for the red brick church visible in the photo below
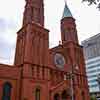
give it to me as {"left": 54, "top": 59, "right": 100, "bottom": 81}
{"left": 0, "top": 0, "right": 90, "bottom": 100}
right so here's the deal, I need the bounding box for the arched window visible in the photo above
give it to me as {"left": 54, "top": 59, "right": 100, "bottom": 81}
{"left": 2, "top": 82, "right": 12, "bottom": 100}
{"left": 35, "top": 88, "right": 40, "bottom": 100}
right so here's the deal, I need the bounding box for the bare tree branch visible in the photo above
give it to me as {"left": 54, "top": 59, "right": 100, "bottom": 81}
{"left": 82, "top": 0, "right": 100, "bottom": 9}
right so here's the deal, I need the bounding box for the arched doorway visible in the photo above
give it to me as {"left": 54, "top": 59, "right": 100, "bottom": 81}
{"left": 54, "top": 93, "right": 60, "bottom": 100}
{"left": 62, "top": 90, "right": 70, "bottom": 100}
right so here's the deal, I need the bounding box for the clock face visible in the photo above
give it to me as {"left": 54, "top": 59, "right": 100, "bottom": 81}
{"left": 54, "top": 53, "right": 65, "bottom": 68}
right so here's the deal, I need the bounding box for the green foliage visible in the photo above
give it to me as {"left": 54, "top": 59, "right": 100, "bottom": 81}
{"left": 82, "top": 0, "right": 100, "bottom": 10}
{"left": 90, "top": 95, "right": 97, "bottom": 100}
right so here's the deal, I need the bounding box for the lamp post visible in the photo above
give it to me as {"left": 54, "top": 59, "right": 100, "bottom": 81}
{"left": 70, "top": 64, "right": 78, "bottom": 100}
{"left": 64, "top": 67, "right": 75, "bottom": 100}
{"left": 65, "top": 66, "right": 74, "bottom": 100}
{"left": 65, "top": 55, "right": 79, "bottom": 100}
{"left": 64, "top": 72, "right": 74, "bottom": 100}
{"left": 70, "top": 71, "right": 74, "bottom": 100}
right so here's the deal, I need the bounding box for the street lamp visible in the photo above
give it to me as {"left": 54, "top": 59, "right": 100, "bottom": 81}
{"left": 64, "top": 56, "right": 79, "bottom": 100}
{"left": 70, "top": 64, "right": 79, "bottom": 100}
{"left": 64, "top": 72, "right": 74, "bottom": 100}
{"left": 64, "top": 67, "right": 74, "bottom": 100}
{"left": 70, "top": 71, "right": 74, "bottom": 100}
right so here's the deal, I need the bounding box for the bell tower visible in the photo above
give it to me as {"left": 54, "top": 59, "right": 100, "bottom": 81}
{"left": 60, "top": 2, "right": 80, "bottom": 69}
{"left": 59, "top": 2, "right": 90, "bottom": 100}
{"left": 14, "top": 0, "right": 50, "bottom": 99}
{"left": 23, "top": 0, "right": 44, "bottom": 26}
{"left": 14, "top": 0, "right": 49, "bottom": 66}
{"left": 61, "top": 3, "right": 78, "bottom": 44}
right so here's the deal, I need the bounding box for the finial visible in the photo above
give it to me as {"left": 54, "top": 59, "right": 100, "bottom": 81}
{"left": 64, "top": 0, "right": 67, "bottom": 5}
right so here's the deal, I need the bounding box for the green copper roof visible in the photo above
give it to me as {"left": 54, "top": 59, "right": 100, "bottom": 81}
{"left": 62, "top": 3, "right": 73, "bottom": 19}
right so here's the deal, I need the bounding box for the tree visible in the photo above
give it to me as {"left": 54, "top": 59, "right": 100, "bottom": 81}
{"left": 90, "top": 95, "right": 97, "bottom": 100}
{"left": 82, "top": 0, "right": 100, "bottom": 10}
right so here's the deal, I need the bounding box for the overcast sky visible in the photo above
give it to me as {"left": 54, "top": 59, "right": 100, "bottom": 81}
{"left": 0, "top": 0, "right": 100, "bottom": 64}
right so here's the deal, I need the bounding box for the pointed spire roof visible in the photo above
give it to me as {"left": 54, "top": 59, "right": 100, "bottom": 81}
{"left": 62, "top": 2, "right": 73, "bottom": 19}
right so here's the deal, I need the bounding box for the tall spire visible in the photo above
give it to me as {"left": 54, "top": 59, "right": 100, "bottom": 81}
{"left": 61, "top": 1, "right": 78, "bottom": 44}
{"left": 62, "top": 1, "right": 73, "bottom": 19}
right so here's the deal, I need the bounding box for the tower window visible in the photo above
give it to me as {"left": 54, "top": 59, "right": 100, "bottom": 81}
{"left": 32, "top": 7, "right": 40, "bottom": 24}
{"left": 35, "top": 88, "right": 40, "bottom": 100}
{"left": 2, "top": 82, "right": 12, "bottom": 100}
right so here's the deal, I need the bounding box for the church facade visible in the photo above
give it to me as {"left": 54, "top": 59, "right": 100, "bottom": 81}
{"left": 0, "top": 0, "right": 90, "bottom": 100}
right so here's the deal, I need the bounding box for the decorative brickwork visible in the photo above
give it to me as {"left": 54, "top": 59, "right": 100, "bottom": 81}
{"left": 0, "top": 0, "right": 90, "bottom": 100}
